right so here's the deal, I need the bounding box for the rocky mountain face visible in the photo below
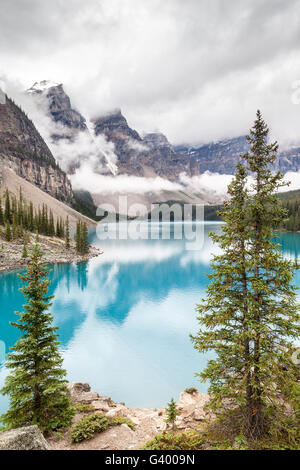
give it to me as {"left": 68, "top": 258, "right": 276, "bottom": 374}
{"left": 93, "top": 110, "right": 300, "bottom": 178}
{"left": 177, "top": 137, "right": 300, "bottom": 175}
{"left": 28, "top": 84, "right": 188, "bottom": 180}
{"left": 143, "top": 133, "right": 190, "bottom": 178}
{"left": 27, "top": 84, "right": 189, "bottom": 180}
{"left": 175, "top": 137, "right": 249, "bottom": 175}
{"left": 26, "top": 81, "right": 300, "bottom": 183}
{"left": 277, "top": 146, "right": 300, "bottom": 173}
{"left": 93, "top": 108, "right": 140, "bottom": 142}
{"left": 27, "top": 81, "right": 87, "bottom": 138}
{"left": 0, "top": 95, "right": 73, "bottom": 202}
{"left": 27, "top": 81, "right": 112, "bottom": 175}
{"left": 93, "top": 110, "right": 191, "bottom": 179}
{"left": 93, "top": 109, "right": 145, "bottom": 175}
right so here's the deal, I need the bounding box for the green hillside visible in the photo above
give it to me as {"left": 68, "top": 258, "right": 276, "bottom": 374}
{"left": 205, "top": 190, "right": 300, "bottom": 231}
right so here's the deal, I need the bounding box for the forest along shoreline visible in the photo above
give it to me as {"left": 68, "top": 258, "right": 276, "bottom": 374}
{"left": 0, "top": 234, "right": 102, "bottom": 273}
{"left": 1, "top": 224, "right": 299, "bottom": 274}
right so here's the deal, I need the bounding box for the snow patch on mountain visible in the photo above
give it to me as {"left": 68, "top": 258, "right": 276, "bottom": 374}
{"left": 85, "top": 119, "right": 118, "bottom": 176}
{"left": 27, "top": 80, "right": 60, "bottom": 94}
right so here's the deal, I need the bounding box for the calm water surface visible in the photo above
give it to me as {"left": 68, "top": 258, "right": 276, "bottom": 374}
{"left": 0, "top": 223, "right": 299, "bottom": 413}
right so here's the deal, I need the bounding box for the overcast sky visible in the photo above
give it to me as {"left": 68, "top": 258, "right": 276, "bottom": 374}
{"left": 1, "top": 0, "right": 300, "bottom": 146}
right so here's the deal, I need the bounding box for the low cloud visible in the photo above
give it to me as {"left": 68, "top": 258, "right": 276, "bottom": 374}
{"left": 70, "top": 165, "right": 183, "bottom": 194}
{"left": 281, "top": 171, "right": 300, "bottom": 192}
{"left": 49, "top": 129, "right": 118, "bottom": 175}
{"left": 125, "top": 138, "right": 149, "bottom": 153}
{"left": 180, "top": 169, "right": 300, "bottom": 200}
{"left": 179, "top": 172, "right": 234, "bottom": 198}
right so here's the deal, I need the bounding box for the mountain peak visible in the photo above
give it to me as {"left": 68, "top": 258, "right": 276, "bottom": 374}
{"left": 27, "top": 80, "right": 61, "bottom": 94}
{"left": 93, "top": 109, "right": 141, "bottom": 142}
{"left": 27, "top": 80, "right": 87, "bottom": 134}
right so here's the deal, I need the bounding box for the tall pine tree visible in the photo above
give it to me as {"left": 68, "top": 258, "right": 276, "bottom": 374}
{"left": 192, "top": 111, "right": 299, "bottom": 441}
{"left": 0, "top": 196, "right": 4, "bottom": 225}
{"left": 75, "top": 221, "right": 89, "bottom": 255}
{"left": 0, "top": 244, "right": 75, "bottom": 433}
{"left": 65, "top": 216, "right": 70, "bottom": 250}
{"left": 4, "top": 189, "right": 11, "bottom": 223}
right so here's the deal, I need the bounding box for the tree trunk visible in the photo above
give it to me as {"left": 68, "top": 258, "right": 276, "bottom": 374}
{"left": 241, "top": 240, "right": 255, "bottom": 433}
{"left": 250, "top": 168, "right": 264, "bottom": 438}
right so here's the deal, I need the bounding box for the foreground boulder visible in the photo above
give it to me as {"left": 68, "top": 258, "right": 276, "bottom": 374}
{"left": 0, "top": 425, "right": 50, "bottom": 450}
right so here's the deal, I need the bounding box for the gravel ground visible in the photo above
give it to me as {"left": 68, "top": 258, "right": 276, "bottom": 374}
{"left": 0, "top": 234, "right": 102, "bottom": 272}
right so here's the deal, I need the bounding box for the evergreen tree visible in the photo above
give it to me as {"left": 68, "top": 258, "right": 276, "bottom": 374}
{"left": 0, "top": 190, "right": 71, "bottom": 244}
{"left": 75, "top": 221, "right": 89, "bottom": 255}
{"left": 192, "top": 111, "right": 300, "bottom": 441}
{"left": 28, "top": 202, "right": 34, "bottom": 232}
{"left": 60, "top": 218, "right": 65, "bottom": 239}
{"left": 22, "top": 241, "right": 28, "bottom": 258}
{"left": 56, "top": 218, "right": 64, "bottom": 238}
{"left": 165, "top": 398, "right": 179, "bottom": 431}
{"left": 65, "top": 216, "right": 70, "bottom": 250}
{"left": 12, "top": 213, "right": 18, "bottom": 239}
{"left": 4, "top": 222, "right": 11, "bottom": 241}
{"left": 4, "top": 189, "right": 11, "bottom": 223}
{"left": 37, "top": 208, "right": 42, "bottom": 234}
{"left": 82, "top": 222, "right": 89, "bottom": 254}
{"left": 0, "top": 244, "right": 75, "bottom": 433}
{"left": 75, "top": 221, "right": 81, "bottom": 253}
{"left": 49, "top": 211, "right": 55, "bottom": 237}
{"left": 41, "top": 204, "right": 48, "bottom": 235}
{"left": 281, "top": 197, "right": 300, "bottom": 231}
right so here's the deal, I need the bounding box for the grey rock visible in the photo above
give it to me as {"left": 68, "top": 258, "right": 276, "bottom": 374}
{"left": 177, "top": 136, "right": 300, "bottom": 175}
{"left": 67, "top": 382, "right": 100, "bottom": 403}
{"left": 193, "top": 409, "right": 206, "bottom": 421}
{"left": 73, "top": 391, "right": 99, "bottom": 404}
{"left": 106, "top": 405, "right": 127, "bottom": 418}
{"left": 90, "top": 396, "right": 117, "bottom": 411}
{"left": 27, "top": 82, "right": 87, "bottom": 135}
{"left": 68, "top": 382, "right": 91, "bottom": 395}
{"left": 93, "top": 110, "right": 191, "bottom": 180}
{"left": 0, "top": 95, "right": 73, "bottom": 203}
{"left": 91, "top": 401, "right": 109, "bottom": 412}
{"left": 0, "top": 425, "right": 50, "bottom": 450}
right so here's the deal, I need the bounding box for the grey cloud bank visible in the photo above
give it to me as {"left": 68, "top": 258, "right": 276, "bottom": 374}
{"left": 1, "top": 0, "right": 300, "bottom": 147}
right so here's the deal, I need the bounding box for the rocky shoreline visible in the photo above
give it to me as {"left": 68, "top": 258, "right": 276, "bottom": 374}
{"left": 0, "top": 235, "right": 102, "bottom": 273}
{"left": 47, "top": 383, "right": 212, "bottom": 451}
{"left": 0, "top": 383, "right": 211, "bottom": 450}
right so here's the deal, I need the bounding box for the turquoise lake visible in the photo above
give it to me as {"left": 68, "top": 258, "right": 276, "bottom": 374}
{"left": 0, "top": 223, "right": 299, "bottom": 414}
